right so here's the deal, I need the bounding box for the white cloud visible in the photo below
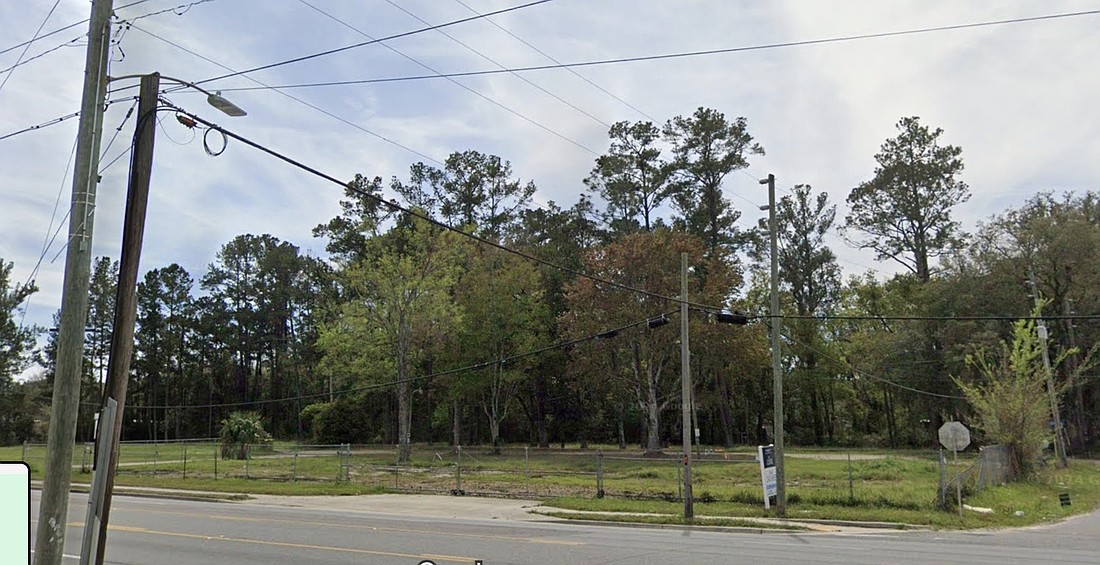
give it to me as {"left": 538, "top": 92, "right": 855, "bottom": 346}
{"left": 3, "top": 0, "right": 1099, "bottom": 334}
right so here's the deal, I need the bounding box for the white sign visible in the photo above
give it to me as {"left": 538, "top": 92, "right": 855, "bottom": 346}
{"left": 938, "top": 421, "right": 971, "bottom": 452}
{"left": 758, "top": 444, "right": 777, "bottom": 509}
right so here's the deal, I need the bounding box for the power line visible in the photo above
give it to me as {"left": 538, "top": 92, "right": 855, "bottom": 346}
{"left": 166, "top": 101, "right": 727, "bottom": 312}
{"left": 451, "top": 0, "right": 657, "bottom": 123}
{"left": 0, "top": 0, "right": 63, "bottom": 95}
{"left": 0, "top": 35, "right": 84, "bottom": 76}
{"left": 382, "top": 0, "right": 609, "bottom": 130}
{"left": 784, "top": 333, "right": 965, "bottom": 400}
{"left": 114, "top": 21, "right": 602, "bottom": 226}
{"left": 295, "top": 0, "right": 598, "bottom": 156}
{"left": 0, "top": 111, "right": 80, "bottom": 142}
{"left": 125, "top": 23, "right": 444, "bottom": 165}
{"left": 116, "top": 312, "right": 669, "bottom": 410}
{"left": 781, "top": 314, "right": 1100, "bottom": 322}
{"left": 0, "top": 0, "right": 155, "bottom": 57}
{"left": 210, "top": 9, "right": 1100, "bottom": 93}
{"left": 157, "top": 0, "right": 556, "bottom": 92}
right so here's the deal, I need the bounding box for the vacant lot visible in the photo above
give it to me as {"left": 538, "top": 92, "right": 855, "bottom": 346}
{"left": 8, "top": 442, "right": 1099, "bottom": 528}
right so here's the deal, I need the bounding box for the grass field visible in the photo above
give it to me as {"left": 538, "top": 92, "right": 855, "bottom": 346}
{"left": 6, "top": 441, "right": 1099, "bottom": 529}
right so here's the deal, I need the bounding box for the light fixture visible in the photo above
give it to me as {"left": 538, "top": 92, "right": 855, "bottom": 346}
{"left": 207, "top": 90, "right": 247, "bottom": 117}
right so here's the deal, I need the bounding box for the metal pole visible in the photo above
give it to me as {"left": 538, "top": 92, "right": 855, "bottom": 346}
{"left": 78, "top": 399, "right": 116, "bottom": 565}
{"left": 761, "top": 173, "right": 786, "bottom": 516}
{"left": 92, "top": 73, "right": 159, "bottom": 565}
{"left": 847, "top": 451, "right": 854, "bottom": 502}
{"left": 213, "top": 445, "right": 218, "bottom": 480}
{"left": 456, "top": 445, "right": 463, "bottom": 494}
{"left": 596, "top": 450, "right": 604, "bottom": 499}
{"left": 680, "top": 252, "right": 694, "bottom": 520}
{"left": 524, "top": 447, "right": 530, "bottom": 494}
{"left": 35, "top": 2, "right": 114, "bottom": 563}
{"left": 1028, "top": 270, "right": 1068, "bottom": 467}
{"left": 954, "top": 447, "right": 962, "bottom": 518}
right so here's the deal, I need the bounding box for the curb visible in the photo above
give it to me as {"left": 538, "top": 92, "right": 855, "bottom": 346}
{"left": 31, "top": 481, "right": 250, "bottom": 504}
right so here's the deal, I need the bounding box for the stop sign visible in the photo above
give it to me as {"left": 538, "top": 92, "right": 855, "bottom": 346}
{"left": 938, "top": 421, "right": 971, "bottom": 451}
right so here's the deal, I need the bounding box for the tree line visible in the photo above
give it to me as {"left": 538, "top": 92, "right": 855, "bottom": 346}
{"left": 2, "top": 110, "right": 1098, "bottom": 463}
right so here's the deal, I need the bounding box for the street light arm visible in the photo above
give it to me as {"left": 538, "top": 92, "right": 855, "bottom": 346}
{"left": 107, "top": 73, "right": 246, "bottom": 116}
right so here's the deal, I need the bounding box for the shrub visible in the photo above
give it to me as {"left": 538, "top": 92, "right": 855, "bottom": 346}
{"left": 218, "top": 411, "right": 272, "bottom": 460}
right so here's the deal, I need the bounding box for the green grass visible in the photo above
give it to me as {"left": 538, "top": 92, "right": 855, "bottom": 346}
{"left": 8, "top": 441, "right": 1100, "bottom": 529}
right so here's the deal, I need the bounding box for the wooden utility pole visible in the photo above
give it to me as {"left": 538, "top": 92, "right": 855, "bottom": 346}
{"left": 1027, "top": 270, "right": 1068, "bottom": 468}
{"left": 761, "top": 173, "right": 786, "bottom": 516}
{"left": 680, "top": 252, "right": 693, "bottom": 520}
{"left": 35, "top": 1, "right": 114, "bottom": 563}
{"left": 91, "top": 73, "right": 160, "bottom": 565}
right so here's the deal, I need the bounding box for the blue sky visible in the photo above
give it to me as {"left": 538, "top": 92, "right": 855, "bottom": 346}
{"left": 3, "top": 0, "right": 1099, "bottom": 379}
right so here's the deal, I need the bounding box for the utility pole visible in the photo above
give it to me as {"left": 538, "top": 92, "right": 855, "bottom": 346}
{"left": 35, "top": 1, "right": 114, "bottom": 563}
{"left": 1027, "top": 270, "right": 1068, "bottom": 468}
{"left": 89, "top": 73, "right": 160, "bottom": 565}
{"left": 761, "top": 173, "right": 786, "bottom": 516}
{"left": 680, "top": 252, "right": 693, "bottom": 520}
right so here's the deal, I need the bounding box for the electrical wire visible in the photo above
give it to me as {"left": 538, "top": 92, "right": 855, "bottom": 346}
{"left": 117, "top": 311, "right": 670, "bottom": 410}
{"left": 297, "top": 0, "right": 600, "bottom": 155}
{"left": 156, "top": 0, "right": 556, "bottom": 93}
{"left": 165, "top": 101, "right": 729, "bottom": 313}
{"left": 0, "top": 35, "right": 83, "bottom": 76}
{"left": 0, "top": 0, "right": 62, "bottom": 95}
{"left": 124, "top": 23, "right": 444, "bottom": 165}
{"left": 451, "top": 0, "right": 657, "bottom": 123}
{"left": 784, "top": 333, "right": 966, "bottom": 400}
{"left": 209, "top": 8, "right": 1100, "bottom": 93}
{"left": 382, "top": 0, "right": 609, "bottom": 130}
{"left": 0, "top": 0, "right": 161, "bottom": 56}
{"left": 0, "top": 112, "right": 79, "bottom": 142}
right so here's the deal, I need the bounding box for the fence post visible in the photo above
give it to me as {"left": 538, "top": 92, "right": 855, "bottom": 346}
{"left": 596, "top": 449, "right": 605, "bottom": 499}
{"left": 937, "top": 449, "right": 946, "bottom": 509}
{"left": 214, "top": 445, "right": 218, "bottom": 480}
{"left": 81, "top": 444, "right": 89, "bottom": 473}
{"left": 293, "top": 452, "right": 298, "bottom": 482}
{"left": 245, "top": 452, "right": 250, "bottom": 479}
{"left": 455, "top": 445, "right": 463, "bottom": 495}
{"left": 847, "top": 451, "right": 854, "bottom": 503}
{"left": 153, "top": 443, "right": 158, "bottom": 476}
{"left": 21, "top": 440, "right": 26, "bottom": 462}
{"left": 677, "top": 460, "right": 683, "bottom": 501}
{"left": 183, "top": 446, "right": 188, "bottom": 479}
{"left": 394, "top": 445, "right": 400, "bottom": 489}
{"left": 524, "top": 447, "right": 530, "bottom": 494}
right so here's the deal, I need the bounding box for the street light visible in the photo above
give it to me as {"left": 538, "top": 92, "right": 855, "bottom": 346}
{"left": 108, "top": 74, "right": 248, "bottom": 117}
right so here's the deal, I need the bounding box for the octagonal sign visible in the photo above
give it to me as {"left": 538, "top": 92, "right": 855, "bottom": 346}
{"left": 938, "top": 421, "right": 971, "bottom": 452}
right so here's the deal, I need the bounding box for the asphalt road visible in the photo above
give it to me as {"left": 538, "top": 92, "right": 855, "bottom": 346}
{"left": 26, "top": 492, "right": 1100, "bottom": 565}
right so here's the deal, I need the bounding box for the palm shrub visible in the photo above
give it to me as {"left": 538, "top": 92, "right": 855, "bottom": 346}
{"left": 219, "top": 411, "right": 272, "bottom": 460}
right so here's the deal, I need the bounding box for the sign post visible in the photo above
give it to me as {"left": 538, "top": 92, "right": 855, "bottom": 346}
{"left": 938, "top": 421, "right": 971, "bottom": 519}
{"left": 758, "top": 444, "right": 777, "bottom": 510}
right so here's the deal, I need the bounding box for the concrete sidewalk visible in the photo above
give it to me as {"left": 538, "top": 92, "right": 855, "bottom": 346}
{"left": 242, "top": 492, "right": 547, "bottom": 522}
{"left": 41, "top": 482, "right": 917, "bottom": 532}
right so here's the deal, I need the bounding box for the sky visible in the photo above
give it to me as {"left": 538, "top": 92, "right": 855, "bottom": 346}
{"left": 2, "top": 0, "right": 1099, "bottom": 380}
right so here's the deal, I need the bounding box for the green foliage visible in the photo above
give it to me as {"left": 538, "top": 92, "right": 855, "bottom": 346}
{"left": 302, "top": 398, "right": 375, "bottom": 444}
{"left": 845, "top": 116, "right": 969, "bottom": 281}
{"left": 0, "top": 259, "right": 38, "bottom": 379}
{"left": 955, "top": 313, "right": 1056, "bottom": 478}
{"left": 219, "top": 411, "right": 272, "bottom": 459}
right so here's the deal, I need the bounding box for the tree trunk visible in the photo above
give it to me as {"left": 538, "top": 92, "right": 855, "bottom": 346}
{"left": 644, "top": 380, "right": 661, "bottom": 453}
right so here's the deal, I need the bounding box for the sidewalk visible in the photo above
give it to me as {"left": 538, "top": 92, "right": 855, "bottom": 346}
{"left": 40, "top": 481, "right": 917, "bottom": 532}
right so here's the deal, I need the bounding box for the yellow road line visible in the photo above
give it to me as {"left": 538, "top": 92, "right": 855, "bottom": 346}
{"left": 119, "top": 507, "right": 583, "bottom": 546}
{"left": 70, "top": 521, "right": 476, "bottom": 563}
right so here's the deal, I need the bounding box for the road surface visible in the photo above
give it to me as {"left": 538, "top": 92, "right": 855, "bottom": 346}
{"left": 26, "top": 491, "right": 1100, "bottom": 564}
